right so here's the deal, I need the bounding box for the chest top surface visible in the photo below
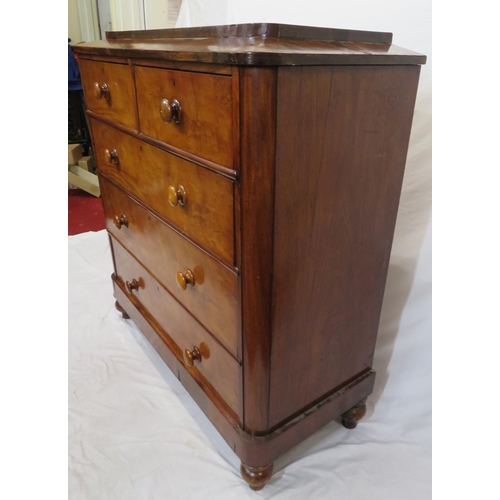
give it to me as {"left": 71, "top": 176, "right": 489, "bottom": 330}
{"left": 72, "top": 22, "right": 426, "bottom": 66}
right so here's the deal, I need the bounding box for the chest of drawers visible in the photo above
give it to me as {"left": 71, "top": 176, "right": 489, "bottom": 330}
{"left": 74, "top": 23, "right": 425, "bottom": 490}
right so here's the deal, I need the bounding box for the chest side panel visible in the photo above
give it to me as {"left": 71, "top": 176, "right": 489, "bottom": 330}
{"left": 268, "top": 65, "right": 421, "bottom": 429}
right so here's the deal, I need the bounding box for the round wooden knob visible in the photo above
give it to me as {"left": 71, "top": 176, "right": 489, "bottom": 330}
{"left": 176, "top": 269, "right": 195, "bottom": 290}
{"left": 125, "top": 279, "right": 139, "bottom": 293}
{"left": 168, "top": 185, "right": 187, "bottom": 207}
{"left": 159, "top": 98, "right": 182, "bottom": 124}
{"left": 93, "top": 82, "right": 109, "bottom": 100}
{"left": 183, "top": 346, "right": 201, "bottom": 366}
{"left": 104, "top": 148, "right": 119, "bottom": 165}
{"left": 113, "top": 214, "right": 128, "bottom": 229}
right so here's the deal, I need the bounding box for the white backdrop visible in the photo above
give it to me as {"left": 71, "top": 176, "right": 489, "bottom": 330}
{"left": 69, "top": 2, "right": 431, "bottom": 498}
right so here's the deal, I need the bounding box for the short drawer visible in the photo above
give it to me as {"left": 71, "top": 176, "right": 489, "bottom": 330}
{"left": 92, "top": 119, "right": 234, "bottom": 265}
{"left": 79, "top": 59, "right": 136, "bottom": 129}
{"left": 111, "top": 236, "right": 241, "bottom": 416}
{"left": 101, "top": 176, "right": 239, "bottom": 358}
{"left": 135, "top": 65, "right": 234, "bottom": 168}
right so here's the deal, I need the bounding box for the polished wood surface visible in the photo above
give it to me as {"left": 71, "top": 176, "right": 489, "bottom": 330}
{"left": 183, "top": 346, "right": 202, "bottom": 367}
{"left": 106, "top": 23, "right": 394, "bottom": 43}
{"left": 75, "top": 23, "right": 425, "bottom": 491}
{"left": 267, "top": 65, "right": 421, "bottom": 429}
{"left": 111, "top": 237, "right": 241, "bottom": 416}
{"left": 167, "top": 184, "right": 187, "bottom": 207}
{"left": 176, "top": 269, "right": 195, "bottom": 290}
{"left": 341, "top": 399, "right": 367, "bottom": 429}
{"left": 100, "top": 176, "right": 239, "bottom": 358}
{"left": 239, "top": 67, "right": 277, "bottom": 435}
{"left": 104, "top": 148, "right": 119, "bottom": 165}
{"left": 113, "top": 214, "right": 128, "bottom": 229}
{"left": 135, "top": 65, "right": 234, "bottom": 167}
{"left": 73, "top": 23, "right": 426, "bottom": 66}
{"left": 79, "top": 59, "right": 137, "bottom": 129}
{"left": 89, "top": 111, "right": 238, "bottom": 179}
{"left": 240, "top": 463, "right": 274, "bottom": 491}
{"left": 91, "top": 119, "right": 235, "bottom": 265}
{"left": 114, "top": 300, "right": 129, "bottom": 319}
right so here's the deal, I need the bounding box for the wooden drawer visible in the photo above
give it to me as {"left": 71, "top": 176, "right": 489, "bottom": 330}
{"left": 111, "top": 236, "right": 240, "bottom": 416}
{"left": 79, "top": 59, "right": 136, "bottom": 130}
{"left": 101, "top": 176, "right": 239, "bottom": 358}
{"left": 135, "top": 65, "right": 234, "bottom": 168}
{"left": 91, "top": 119, "right": 235, "bottom": 265}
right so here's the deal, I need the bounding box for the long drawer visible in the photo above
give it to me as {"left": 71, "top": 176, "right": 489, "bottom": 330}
{"left": 101, "top": 176, "right": 240, "bottom": 358}
{"left": 111, "top": 236, "right": 240, "bottom": 416}
{"left": 135, "top": 65, "right": 234, "bottom": 168}
{"left": 79, "top": 59, "right": 136, "bottom": 130}
{"left": 92, "top": 119, "right": 235, "bottom": 265}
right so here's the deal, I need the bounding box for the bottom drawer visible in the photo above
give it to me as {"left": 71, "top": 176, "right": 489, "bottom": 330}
{"left": 111, "top": 235, "right": 241, "bottom": 418}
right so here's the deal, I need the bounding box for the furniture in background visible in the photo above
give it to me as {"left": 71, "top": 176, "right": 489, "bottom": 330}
{"left": 69, "top": 42, "right": 100, "bottom": 197}
{"left": 73, "top": 24, "right": 425, "bottom": 490}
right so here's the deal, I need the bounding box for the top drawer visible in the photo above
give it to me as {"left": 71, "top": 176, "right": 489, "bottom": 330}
{"left": 135, "top": 66, "right": 234, "bottom": 168}
{"left": 79, "top": 59, "right": 136, "bottom": 130}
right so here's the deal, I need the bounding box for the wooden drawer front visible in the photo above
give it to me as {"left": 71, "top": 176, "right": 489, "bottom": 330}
{"left": 92, "top": 119, "right": 234, "bottom": 264}
{"left": 101, "top": 177, "right": 239, "bottom": 357}
{"left": 111, "top": 237, "right": 240, "bottom": 415}
{"left": 135, "top": 66, "right": 233, "bottom": 167}
{"left": 79, "top": 59, "right": 136, "bottom": 129}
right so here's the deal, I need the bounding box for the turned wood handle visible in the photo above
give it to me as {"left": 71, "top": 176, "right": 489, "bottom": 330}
{"left": 183, "top": 346, "right": 201, "bottom": 366}
{"left": 159, "top": 98, "right": 182, "bottom": 124}
{"left": 176, "top": 269, "right": 195, "bottom": 290}
{"left": 113, "top": 214, "right": 128, "bottom": 229}
{"left": 93, "top": 82, "right": 110, "bottom": 100}
{"left": 168, "top": 185, "right": 187, "bottom": 207}
{"left": 104, "top": 148, "right": 119, "bottom": 165}
{"left": 125, "top": 279, "right": 139, "bottom": 293}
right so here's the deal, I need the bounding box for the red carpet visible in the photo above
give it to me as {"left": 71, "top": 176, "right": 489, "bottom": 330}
{"left": 68, "top": 188, "right": 106, "bottom": 235}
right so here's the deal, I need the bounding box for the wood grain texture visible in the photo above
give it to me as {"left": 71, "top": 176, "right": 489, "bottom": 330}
{"left": 111, "top": 237, "right": 241, "bottom": 418}
{"left": 268, "top": 65, "right": 421, "bottom": 428}
{"left": 73, "top": 23, "right": 426, "bottom": 66}
{"left": 105, "top": 23, "right": 393, "bottom": 43}
{"left": 91, "top": 118, "right": 235, "bottom": 265}
{"left": 79, "top": 59, "right": 137, "bottom": 129}
{"left": 113, "top": 281, "right": 242, "bottom": 425}
{"left": 75, "top": 22, "right": 426, "bottom": 488}
{"left": 239, "top": 67, "right": 277, "bottom": 435}
{"left": 135, "top": 65, "right": 234, "bottom": 167}
{"left": 88, "top": 112, "right": 238, "bottom": 179}
{"left": 101, "top": 176, "right": 240, "bottom": 358}
{"left": 113, "top": 281, "right": 375, "bottom": 467}
{"left": 133, "top": 58, "right": 233, "bottom": 75}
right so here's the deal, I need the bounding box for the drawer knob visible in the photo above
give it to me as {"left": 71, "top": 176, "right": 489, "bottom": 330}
{"left": 125, "top": 279, "right": 139, "bottom": 293}
{"left": 168, "top": 185, "right": 187, "bottom": 207}
{"left": 93, "top": 82, "right": 110, "bottom": 101}
{"left": 113, "top": 214, "right": 128, "bottom": 229}
{"left": 177, "top": 269, "right": 195, "bottom": 290}
{"left": 183, "top": 346, "right": 201, "bottom": 366}
{"left": 104, "top": 148, "right": 119, "bottom": 165}
{"left": 160, "top": 98, "right": 182, "bottom": 125}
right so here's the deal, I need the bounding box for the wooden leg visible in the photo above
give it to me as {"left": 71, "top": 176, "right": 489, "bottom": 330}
{"left": 115, "top": 300, "right": 130, "bottom": 319}
{"left": 341, "top": 398, "right": 367, "bottom": 429}
{"left": 240, "top": 462, "right": 274, "bottom": 491}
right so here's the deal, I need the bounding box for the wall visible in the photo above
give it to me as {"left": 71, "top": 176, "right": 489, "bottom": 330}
{"left": 68, "top": 0, "right": 83, "bottom": 43}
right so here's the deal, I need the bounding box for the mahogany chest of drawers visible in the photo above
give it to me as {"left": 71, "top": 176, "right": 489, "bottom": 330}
{"left": 74, "top": 23, "right": 425, "bottom": 490}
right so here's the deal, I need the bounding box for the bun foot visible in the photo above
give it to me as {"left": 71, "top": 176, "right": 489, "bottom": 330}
{"left": 240, "top": 462, "right": 274, "bottom": 491}
{"left": 115, "top": 300, "right": 130, "bottom": 319}
{"left": 341, "top": 398, "right": 367, "bottom": 429}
